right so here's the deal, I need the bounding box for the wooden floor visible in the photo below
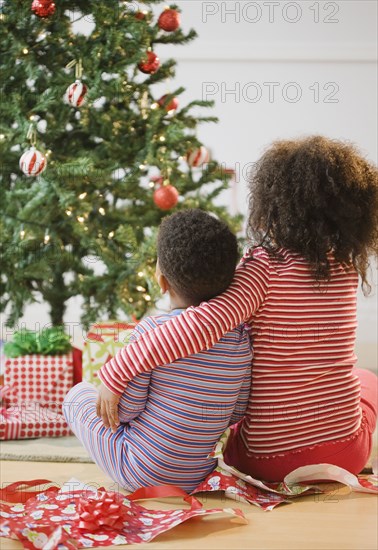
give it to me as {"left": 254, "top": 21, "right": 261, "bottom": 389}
{"left": 1, "top": 460, "right": 377, "bottom": 550}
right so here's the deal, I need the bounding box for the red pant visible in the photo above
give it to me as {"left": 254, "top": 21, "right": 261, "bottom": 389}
{"left": 224, "top": 368, "right": 378, "bottom": 481}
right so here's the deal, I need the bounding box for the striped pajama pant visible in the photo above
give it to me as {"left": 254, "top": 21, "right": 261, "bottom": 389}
{"left": 63, "top": 382, "right": 136, "bottom": 491}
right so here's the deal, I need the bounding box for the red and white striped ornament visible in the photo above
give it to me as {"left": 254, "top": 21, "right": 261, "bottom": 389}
{"left": 19, "top": 147, "right": 47, "bottom": 177}
{"left": 158, "top": 94, "right": 179, "bottom": 113}
{"left": 186, "top": 146, "right": 210, "bottom": 168}
{"left": 64, "top": 79, "right": 88, "bottom": 108}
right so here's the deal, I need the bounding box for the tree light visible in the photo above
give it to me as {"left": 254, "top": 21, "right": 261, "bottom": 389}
{"left": 79, "top": 192, "right": 87, "bottom": 199}
{"left": 20, "top": 226, "right": 25, "bottom": 239}
{"left": 99, "top": 207, "right": 106, "bottom": 216}
{"left": 108, "top": 231, "right": 115, "bottom": 239}
{"left": 77, "top": 216, "right": 85, "bottom": 223}
{"left": 66, "top": 209, "right": 73, "bottom": 216}
{"left": 144, "top": 294, "right": 151, "bottom": 302}
{"left": 22, "top": 48, "right": 29, "bottom": 54}
{"left": 136, "top": 286, "right": 146, "bottom": 292}
{"left": 44, "top": 231, "right": 50, "bottom": 244}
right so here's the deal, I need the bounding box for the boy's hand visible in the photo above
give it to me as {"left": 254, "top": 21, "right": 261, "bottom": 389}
{"left": 96, "top": 383, "right": 121, "bottom": 433}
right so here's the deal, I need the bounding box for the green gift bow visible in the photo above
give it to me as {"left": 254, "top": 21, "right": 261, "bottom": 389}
{"left": 4, "top": 327, "right": 72, "bottom": 358}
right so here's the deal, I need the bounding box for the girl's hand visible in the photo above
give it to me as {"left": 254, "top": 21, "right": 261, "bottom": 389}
{"left": 96, "top": 383, "right": 121, "bottom": 433}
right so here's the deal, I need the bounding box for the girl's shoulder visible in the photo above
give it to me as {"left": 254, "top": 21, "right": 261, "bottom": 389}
{"left": 243, "top": 246, "right": 294, "bottom": 265}
{"left": 243, "top": 246, "right": 270, "bottom": 262}
{"left": 243, "top": 246, "right": 358, "bottom": 284}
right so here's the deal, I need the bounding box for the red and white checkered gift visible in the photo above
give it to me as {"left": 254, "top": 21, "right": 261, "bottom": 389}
{"left": 3, "top": 353, "right": 74, "bottom": 408}
{"left": 0, "top": 401, "right": 71, "bottom": 440}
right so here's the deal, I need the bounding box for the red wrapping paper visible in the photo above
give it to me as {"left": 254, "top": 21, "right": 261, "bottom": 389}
{"left": 0, "top": 482, "right": 247, "bottom": 548}
{"left": 3, "top": 353, "right": 74, "bottom": 408}
{"left": 191, "top": 428, "right": 378, "bottom": 509}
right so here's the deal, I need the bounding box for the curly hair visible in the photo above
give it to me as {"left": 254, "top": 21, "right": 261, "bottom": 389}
{"left": 247, "top": 136, "right": 378, "bottom": 293}
{"left": 157, "top": 209, "right": 239, "bottom": 304}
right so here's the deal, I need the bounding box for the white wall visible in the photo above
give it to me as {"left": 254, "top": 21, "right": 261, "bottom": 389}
{"left": 3, "top": 1, "right": 377, "bottom": 370}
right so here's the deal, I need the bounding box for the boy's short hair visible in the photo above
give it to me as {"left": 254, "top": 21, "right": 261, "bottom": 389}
{"left": 157, "top": 209, "right": 239, "bottom": 304}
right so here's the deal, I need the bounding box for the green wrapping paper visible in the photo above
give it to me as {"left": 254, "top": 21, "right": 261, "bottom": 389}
{"left": 4, "top": 327, "right": 71, "bottom": 358}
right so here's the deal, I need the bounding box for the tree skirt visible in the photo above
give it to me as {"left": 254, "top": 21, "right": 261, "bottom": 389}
{"left": 0, "top": 436, "right": 93, "bottom": 463}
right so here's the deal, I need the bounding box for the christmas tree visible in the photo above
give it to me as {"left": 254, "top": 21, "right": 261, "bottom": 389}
{"left": 0, "top": 1, "right": 240, "bottom": 328}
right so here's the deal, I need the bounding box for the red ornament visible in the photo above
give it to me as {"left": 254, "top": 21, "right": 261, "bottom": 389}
{"left": 153, "top": 183, "right": 179, "bottom": 210}
{"left": 135, "top": 11, "right": 147, "bottom": 21}
{"left": 158, "top": 9, "right": 181, "bottom": 32}
{"left": 138, "top": 51, "right": 161, "bottom": 75}
{"left": 31, "top": 0, "right": 56, "bottom": 18}
{"left": 158, "top": 94, "right": 179, "bottom": 113}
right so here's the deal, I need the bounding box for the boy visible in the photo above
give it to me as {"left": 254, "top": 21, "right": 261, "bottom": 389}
{"left": 63, "top": 209, "right": 252, "bottom": 492}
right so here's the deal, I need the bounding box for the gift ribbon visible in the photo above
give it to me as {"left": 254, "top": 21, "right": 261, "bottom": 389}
{"left": 77, "top": 486, "right": 203, "bottom": 532}
{"left": 0, "top": 479, "right": 202, "bottom": 512}
{"left": 128, "top": 485, "right": 203, "bottom": 510}
{"left": 0, "top": 407, "right": 18, "bottom": 419}
{"left": 78, "top": 492, "right": 127, "bottom": 531}
{"left": 0, "top": 403, "right": 22, "bottom": 440}
{"left": 0, "top": 480, "right": 60, "bottom": 504}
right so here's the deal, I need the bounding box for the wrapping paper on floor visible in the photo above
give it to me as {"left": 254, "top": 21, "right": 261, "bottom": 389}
{"left": 0, "top": 479, "right": 247, "bottom": 549}
{"left": 1, "top": 437, "right": 376, "bottom": 548}
{"left": 191, "top": 428, "right": 378, "bottom": 509}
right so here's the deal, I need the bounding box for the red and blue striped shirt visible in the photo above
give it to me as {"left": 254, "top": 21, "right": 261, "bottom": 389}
{"left": 115, "top": 310, "right": 252, "bottom": 490}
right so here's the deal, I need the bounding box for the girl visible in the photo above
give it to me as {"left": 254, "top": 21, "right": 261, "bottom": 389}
{"left": 98, "top": 136, "right": 378, "bottom": 481}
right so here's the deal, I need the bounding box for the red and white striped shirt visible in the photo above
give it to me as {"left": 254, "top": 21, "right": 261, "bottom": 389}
{"left": 99, "top": 247, "right": 362, "bottom": 455}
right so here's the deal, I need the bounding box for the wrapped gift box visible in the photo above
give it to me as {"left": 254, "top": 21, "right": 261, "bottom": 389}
{"left": 3, "top": 353, "right": 74, "bottom": 409}
{"left": 83, "top": 321, "right": 135, "bottom": 386}
{"left": 0, "top": 401, "right": 71, "bottom": 440}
